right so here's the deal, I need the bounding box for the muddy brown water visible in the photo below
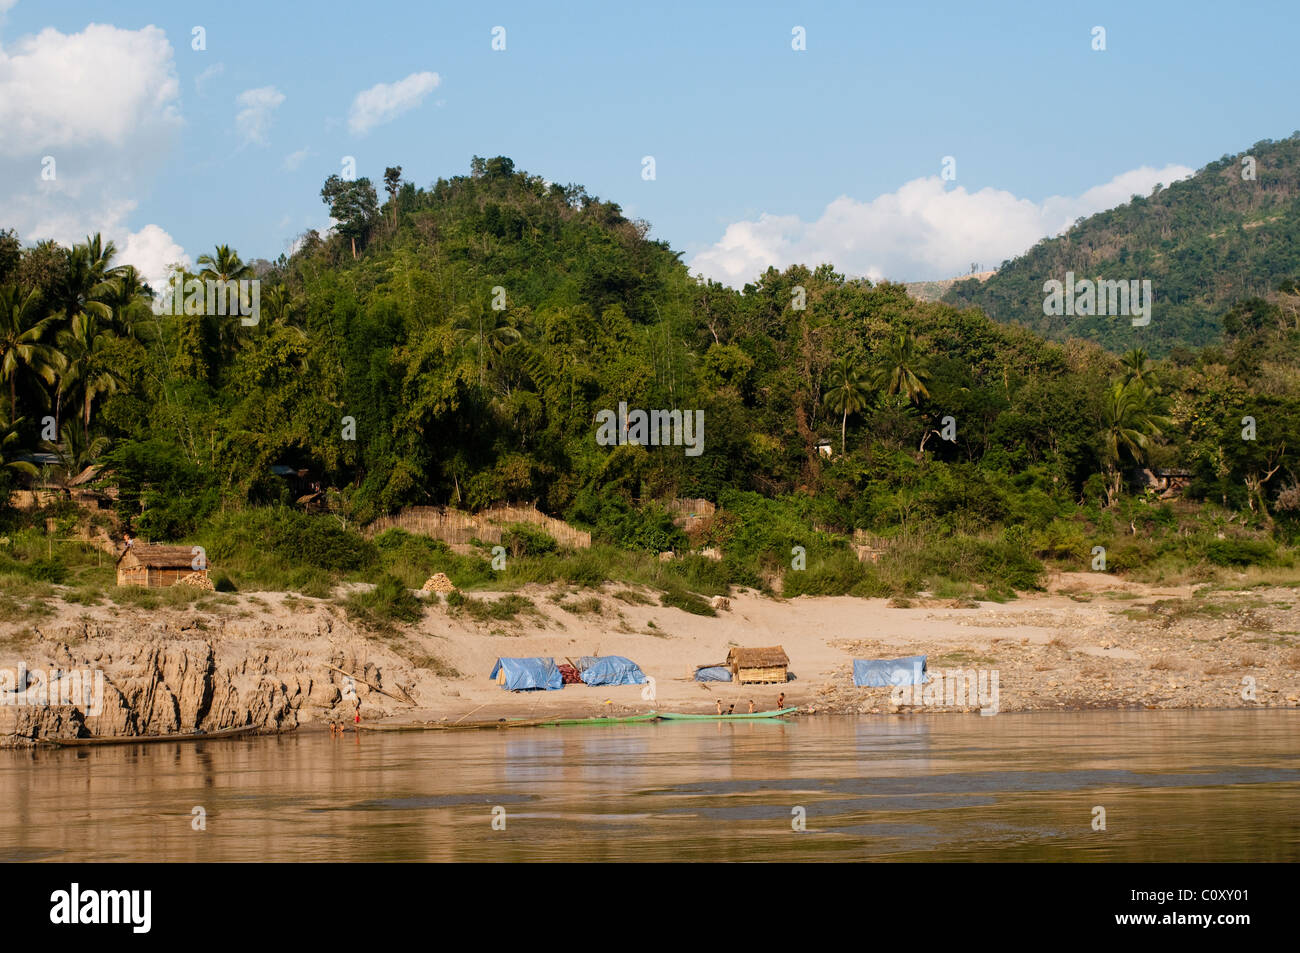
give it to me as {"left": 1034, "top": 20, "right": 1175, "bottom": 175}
{"left": 1, "top": 711, "right": 1296, "bottom": 861}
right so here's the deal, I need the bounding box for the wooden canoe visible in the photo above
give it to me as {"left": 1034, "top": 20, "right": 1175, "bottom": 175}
{"left": 537, "top": 712, "right": 659, "bottom": 726}
{"left": 657, "top": 706, "right": 800, "bottom": 721}
{"left": 359, "top": 718, "right": 553, "bottom": 732}
{"left": 361, "top": 712, "right": 661, "bottom": 731}
{"left": 42, "top": 725, "right": 259, "bottom": 747}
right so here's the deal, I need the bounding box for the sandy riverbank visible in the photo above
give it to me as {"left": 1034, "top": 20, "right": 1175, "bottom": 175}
{"left": 2, "top": 571, "right": 1298, "bottom": 744}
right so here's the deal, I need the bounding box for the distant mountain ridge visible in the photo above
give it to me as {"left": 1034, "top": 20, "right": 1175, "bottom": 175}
{"left": 941, "top": 132, "right": 1300, "bottom": 355}
{"left": 904, "top": 271, "right": 995, "bottom": 303}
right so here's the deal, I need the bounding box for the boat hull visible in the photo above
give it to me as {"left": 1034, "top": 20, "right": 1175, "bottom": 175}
{"left": 658, "top": 707, "right": 799, "bottom": 721}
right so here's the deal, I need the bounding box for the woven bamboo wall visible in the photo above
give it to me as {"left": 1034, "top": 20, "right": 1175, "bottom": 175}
{"left": 736, "top": 665, "right": 787, "bottom": 685}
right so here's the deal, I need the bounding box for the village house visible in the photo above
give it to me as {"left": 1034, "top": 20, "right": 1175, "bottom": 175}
{"left": 115, "top": 544, "right": 209, "bottom": 589}
{"left": 726, "top": 646, "right": 790, "bottom": 684}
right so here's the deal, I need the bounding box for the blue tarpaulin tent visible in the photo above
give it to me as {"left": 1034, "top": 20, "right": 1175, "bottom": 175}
{"left": 853, "top": 655, "right": 928, "bottom": 687}
{"left": 489, "top": 657, "right": 563, "bottom": 691}
{"left": 694, "top": 666, "right": 732, "bottom": 682}
{"left": 579, "top": 656, "right": 647, "bottom": 686}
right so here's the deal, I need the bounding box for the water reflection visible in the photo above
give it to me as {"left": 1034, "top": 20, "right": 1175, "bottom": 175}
{"left": 0, "top": 711, "right": 1295, "bottom": 862}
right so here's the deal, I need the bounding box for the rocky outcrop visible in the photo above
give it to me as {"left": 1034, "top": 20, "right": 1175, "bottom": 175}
{"left": 0, "top": 611, "right": 423, "bottom": 746}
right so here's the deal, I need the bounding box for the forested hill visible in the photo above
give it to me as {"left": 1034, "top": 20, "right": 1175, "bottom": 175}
{"left": 942, "top": 133, "right": 1300, "bottom": 356}
{"left": 7, "top": 153, "right": 1300, "bottom": 598}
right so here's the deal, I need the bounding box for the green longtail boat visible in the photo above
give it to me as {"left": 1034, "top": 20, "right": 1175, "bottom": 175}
{"left": 657, "top": 706, "right": 800, "bottom": 721}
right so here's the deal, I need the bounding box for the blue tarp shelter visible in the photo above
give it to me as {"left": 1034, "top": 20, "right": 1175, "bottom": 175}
{"left": 694, "top": 665, "right": 732, "bottom": 682}
{"left": 853, "top": 655, "right": 929, "bottom": 688}
{"left": 489, "top": 657, "right": 563, "bottom": 691}
{"left": 579, "top": 656, "right": 647, "bottom": 686}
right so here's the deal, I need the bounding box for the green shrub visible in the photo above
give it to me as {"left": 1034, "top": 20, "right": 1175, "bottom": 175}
{"left": 500, "top": 523, "right": 557, "bottom": 558}
{"left": 344, "top": 574, "right": 423, "bottom": 626}
{"left": 1205, "top": 538, "right": 1275, "bottom": 566}
{"left": 660, "top": 588, "right": 715, "bottom": 616}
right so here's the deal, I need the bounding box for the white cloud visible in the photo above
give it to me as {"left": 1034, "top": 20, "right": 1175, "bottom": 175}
{"left": 0, "top": 21, "right": 181, "bottom": 256}
{"left": 347, "top": 71, "right": 439, "bottom": 135}
{"left": 194, "top": 61, "right": 223, "bottom": 94}
{"left": 235, "top": 85, "right": 284, "bottom": 146}
{"left": 0, "top": 23, "right": 179, "bottom": 156}
{"left": 690, "top": 164, "right": 1195, "bottom": 287}
{"left": 282, "top": 146, "right": 312, "bottom": 171}
{"left": 119, "top": 224, "right": 190, "bottom": 289}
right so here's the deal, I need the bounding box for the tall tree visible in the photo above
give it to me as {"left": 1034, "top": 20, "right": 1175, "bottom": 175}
{"left": 872, "top": 331, "right": 930, "bottom": 403}
{"left": 1100, "top": 380, "right": 1168, "bottom": 506}
{"left": 822, "top": 356, "right": 872, "bottom": 455}
{"left": 0, "top": 285, "right": 59, "bottom": 418}
{"left": 57, "top": 311, "right": 125, "bottom": 440}
{"left": 1119, "top": 347, "right": 1159, "bottom": 392}
{"left": 320, "top": 175, "right": 379, "bottom": 259}
{"left": 383, "top": 166, "right": 402, "bottom": 228}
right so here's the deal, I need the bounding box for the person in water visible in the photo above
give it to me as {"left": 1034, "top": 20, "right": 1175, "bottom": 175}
{"left": 727, "top": 703, "right": 735, "bottom": 715}
{"left": 748, "top": 699, "right": 755, "bottom": 713}
{"left": 716, "top": 699, "right": 723, "bottom": 715}
{"left": 777, "top": 692, "right": 785, "bottom": 709}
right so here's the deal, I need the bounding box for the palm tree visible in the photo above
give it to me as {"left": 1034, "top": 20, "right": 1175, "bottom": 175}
{"left": 58, "top": 234, "right": 118, "bottom": 323}
{"left": 197, "top": 244, "right": 254, "bottom": 283}
{"left": 44, "top": 419, "right": 109, "bottom": 487}
{"left": 1100, "top": 380, "right": 1169, "bottom": 506}
{"left": 101, "top": 265, "right": 148, "bottom": 337}
{"left": 197, "top": 245, "right": 256, "bottom": 351}
{"left": 872, "top": 331, "right": 930, "bottom": 403}
{"left": 453, "top": 309, "right": 521, "bottom": 386}
{"left": 1119, "top": 347, "right": 1159, "bottom": 392}
{"left": 262, "top": 285, "right": 306, "bottom": 338}
{"left": 0, "top": 412, "right": 38, "bottom": 479}
{"left": 822, "top": 356, "right": 872, "bottom": 455}
{"left": 0, "top": 285, "right": 60, "bottom": 418}
{"left": 57, "top": 311, "right": 125, "bottom": 441}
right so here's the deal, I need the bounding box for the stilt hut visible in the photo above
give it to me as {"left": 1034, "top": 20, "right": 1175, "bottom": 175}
{"left": 726, "top": 646, "right": 790, "bottom": 684}
{"left": 115, "top": 545, "right": 205, "bottom": 588}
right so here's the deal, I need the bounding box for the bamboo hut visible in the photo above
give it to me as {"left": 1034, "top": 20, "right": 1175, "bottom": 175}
{"left": 726, "top": 646, "right": 790, "bottom": 684}
{"left": 115, "top": 545, "right": 206, "bottom": 588}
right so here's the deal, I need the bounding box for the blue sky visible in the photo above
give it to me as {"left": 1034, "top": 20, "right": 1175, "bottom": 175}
{"left": 2, "top": 0, "right": 1297, "bottom": 286}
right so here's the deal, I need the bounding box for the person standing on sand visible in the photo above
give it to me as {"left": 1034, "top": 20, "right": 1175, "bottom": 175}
{"left": 748, "top": 699, "right": 755, "bottom": 713}
{"left": 716, "top": 700, "right": 723, "bottom": 715}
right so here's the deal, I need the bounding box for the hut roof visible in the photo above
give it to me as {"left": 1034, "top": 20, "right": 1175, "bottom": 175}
{"left": 68, "top": 465, "right": 102, "bottom": 487}
{"left": 116, "top": 544, "right": 199, "bottom": 569}
{"left": 726, "top": 646, "right": 789, "bottom": 668}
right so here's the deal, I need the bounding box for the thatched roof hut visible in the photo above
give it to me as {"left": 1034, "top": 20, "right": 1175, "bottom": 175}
{"left": 115, "top": 544, "right": 206, "bottom": 589}
{"left": 726, "top": 645, "right": 790, "bottom": 684}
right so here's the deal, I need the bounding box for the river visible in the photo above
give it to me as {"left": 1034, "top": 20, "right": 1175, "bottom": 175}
{"left": 2, "top": 711, "right": 1296, "bottom": 861}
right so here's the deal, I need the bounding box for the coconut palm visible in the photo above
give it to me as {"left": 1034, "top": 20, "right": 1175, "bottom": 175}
{"left": 101, "top": 265, "right": 148, "bottom": 337}
{"left": 57, "top": 311, "right": 125, "bottom": 441}
{"left": 262, "top": 285, "right": 306, "bottom": 339}
{"left": 44, "top": 418, "right": 109, "bottom": 487}
{"left": 453, "top": 309, "right": 521, "bottom": 386}
{"left": 0, "top": 285, "right": 60, "bottom": 418}
{"left": 872, "top": 331, "right": 930, "bottom": 403}
{"left": 1100, "top": 380, "right": 1169, "bottom": 506}
{"left": 822, "top": 356, "right": 873, "bottom": 456}
{"left": 1120, "top": 347, "right": 1159, "bottom": 392}
{"left": 0, "top": 412, "right": 38, "bottom": 478}
{"left": 197, "top": 245, "right": 256, "bottom": 351}
{"left": 57, "top": 235, "right": 119, "bottom": 323}
{"left": 197, "top": 244, "right": 254, "bottom": 283}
